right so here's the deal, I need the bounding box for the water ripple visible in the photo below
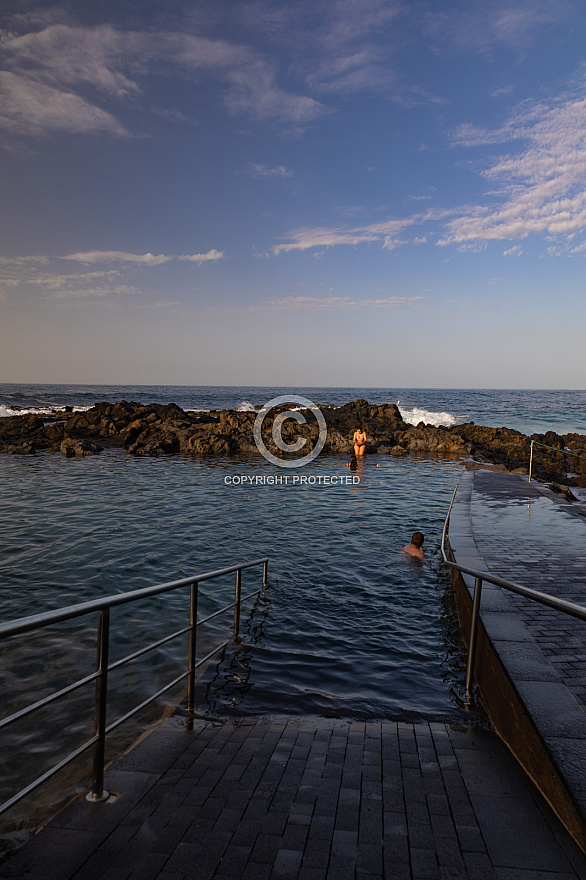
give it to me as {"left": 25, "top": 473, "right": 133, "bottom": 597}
{"left": 0, "top": 449, "right": 469, "bottom": 827}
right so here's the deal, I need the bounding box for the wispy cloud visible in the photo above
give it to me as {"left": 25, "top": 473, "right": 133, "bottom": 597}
{"left": 305, "top": 48, "right": 396, "bottom": 95}
{"left": 266, "top": 294, "right": 423, "bottom": 310}
{"left": 490, "top": 85, "right": 514, "bottom": 98}
{"left": 273, "top": 76, "right": 586, "bottom": 257}
{"left": 272, "top": 211, "right": 447, "bottom": 254}
{"left": 273, "top": 226, "right": 380, "bottom": 254}
{"left": 0, "top": 264, "right": 139, "bottom": 300}
{"left": 51, "top": 284, "right": 140, "bottom": 300}
{"left": 425, "top": 0, "right": 574, "bottom": 55}
{"left": 27, "top": 270, "right": 122, "bottom": 288}
{"left": 441, "top": 86, "right": 586, "bottom": 246}
{"left": 0, "top": 247, "right": 224, "bottom": 302}
{"left": 0, "top": 71, "right": 128, "bottom": 139}
{"left": 245, "top": 163, "right": 294, "bottom": 179}
{"left": 62, "top": 249, "right": 224, "bottom": 265}
{"left": 223, "top": 63, "right": 324, "bottom": 124}
{"left": 0, "top": 22, "right": 327, "bottom": 142}
{"left": 222, "top": 0, "right": 416, "bottom": 104}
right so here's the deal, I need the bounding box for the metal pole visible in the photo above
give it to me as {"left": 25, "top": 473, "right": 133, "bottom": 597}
{"left": 234, "top": 569, "right": 242, "bottom": 642}
{"left": 187, "top": 582, "right": 199, "bottom": 716}
{"left": 263, "top": 561, "right": 268, "bottom": 588}
{"left": 465, "top": 577, "right": 483, "bottom": 705}
{"left": 529, "top": 440, "right": 534, "bottom": 482}
{"left": 87, "top": 607, "right": 110, "bottom": 802}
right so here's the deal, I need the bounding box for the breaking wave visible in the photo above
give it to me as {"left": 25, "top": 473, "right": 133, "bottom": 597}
{"left": 0, "top": 405, "right": 91, "bottom": 419}
{"left": 398, "top": 406, "right": 456, "bottom": 428}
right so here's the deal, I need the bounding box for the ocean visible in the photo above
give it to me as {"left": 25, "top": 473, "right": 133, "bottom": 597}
{"left": 0, "top": 384, "right": 584, "bottom": 830}
{"left": 2, "top": 383, "right": 586, "bottom": 435}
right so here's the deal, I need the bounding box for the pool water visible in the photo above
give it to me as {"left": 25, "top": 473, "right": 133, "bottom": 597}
{"left": 0, "top": 449, "right": 469, "bottom": 826}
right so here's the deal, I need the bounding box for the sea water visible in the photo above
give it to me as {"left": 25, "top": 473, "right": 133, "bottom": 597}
{"left": 1, "top": 383, "right": 586, "bottom": 435}
{"left": 0, "top": 385, "right": 584, "bottom": 825}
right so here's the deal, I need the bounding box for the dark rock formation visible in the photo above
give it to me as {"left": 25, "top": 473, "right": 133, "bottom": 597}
{"left": 0, "top": 398, "right": 584, "bottom": 486}
{"left": 60, "top": 438, "right": 103, "bottom": 457}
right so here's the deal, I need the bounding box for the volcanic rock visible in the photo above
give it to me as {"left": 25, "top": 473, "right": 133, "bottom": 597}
{"left": 0, "top": 398, "right": 582, "bottom": 485}
{"left": 60, "top": 438, "right": 103, "bottom": 457}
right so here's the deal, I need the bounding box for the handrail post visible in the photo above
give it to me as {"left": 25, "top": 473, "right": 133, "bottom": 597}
{"left": 263, "top": 560, "right": 268, "bottom": 588}
{"left": 465, "top": 577, "right": 483, "bottom": 706}
{"left": 87, "top": 607, "right": 110, "bottom": 802}
{"left": 529, "top": 440, "right": 534, "bottom": 482}
{"left": 186, "top": 582, "right": 199, "bottom": 720}
{"left": 234, "top": 569, "right": 242, "bottom": 642}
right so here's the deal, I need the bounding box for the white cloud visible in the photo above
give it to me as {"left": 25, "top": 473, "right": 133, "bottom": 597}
{"left": 266, "top": 294, "right": 423, "bottom": 310}
{"left": 272, "top": 210, "right": 446, "bottom": 254}
{"left": 224, "top": 63, "right": 324, "bottom": 123}
{"left": 246, "top": 163, "right": 295, "bottom": 179}
{"left": 0, "top": 248, "right": 224, "bottom": 303}
{"left": 273, "top": 226, "right": 379, "bottom": 253}
{"left": 381, "top": 238, "right": 405, "bottom": 251}
{"left": 270, "top": 74, "right": 586, "bottom": 258}
{"left": 179, "top": 250, "right": 225, "bottom": 263}
{"left": 441, "top": 89, "right": 586, "bottom": 246}
{"left": 27, "top": 270, "right": 122, "bottom": 288}
{"left": 0, "top": 71, "right": 128, "bottom": 138}
{"left": 3, "top": 25, "right": 141, "bottom": 95}
{"left": 51, "top": 284, "right": 140, "bottom": 300}
{"left": 0, "top": 23, "right": 328, "bottom": 141}
{"left": 305, "top": 49, "right": 396, "bottom": 95}
{"left": 62, "top": 249, "right": 224, "bottom": 264}
{"left": 0, "top": 261, "right": 140, "bottom": 300}
{"left": 425, "top": 0, "right": 574, "bottom": 55}
{"left": 490, "top": 85, "right": 514, "bottom": 98}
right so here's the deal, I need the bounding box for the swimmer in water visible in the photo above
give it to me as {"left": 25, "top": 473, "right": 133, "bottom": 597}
{"left": 403, "top": 532, "right": 425, "bottom": 560}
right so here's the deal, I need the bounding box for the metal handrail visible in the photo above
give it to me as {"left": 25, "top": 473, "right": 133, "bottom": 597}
{"left": 528, "top": 438, "right": 586, "bottom": 482}
{"left": 441, "top": 484, "right": 586, "bottom": 703}
{"left": 0, "top": 557, "right": 269, "bottom": 815}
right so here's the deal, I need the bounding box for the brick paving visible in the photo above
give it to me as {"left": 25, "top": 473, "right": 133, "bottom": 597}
{"left": 468, "top": 470, "right": 586, "bottom": 712}
{"left": 3, "top": 714, "right": 586, "bottom": 880}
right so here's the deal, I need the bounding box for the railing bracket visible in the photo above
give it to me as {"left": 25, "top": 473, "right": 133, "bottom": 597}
{"left": 85, "top": 789, "right": 110, "bottom": 804}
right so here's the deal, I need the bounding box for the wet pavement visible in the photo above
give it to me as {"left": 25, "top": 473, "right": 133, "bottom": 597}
{"left": 447, "top": 468, "right": 586, "bottom": 871}
{"left": 468, "top": 470, "right": 586, "bottom": 712}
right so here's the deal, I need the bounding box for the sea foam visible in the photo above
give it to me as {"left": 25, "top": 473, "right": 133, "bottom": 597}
{"left": 398, "top": 406, "right": 456, "bottom": 428}
{"left": 236, "top": 400, "right": 257, "bottom": 412}
{"left": 0, "top": 405, "right": 91, "bottom": 419}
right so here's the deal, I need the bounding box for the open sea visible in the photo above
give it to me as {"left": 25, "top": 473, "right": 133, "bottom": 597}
{"left": 1, "top": 384, "right": 585, "bottom": 832}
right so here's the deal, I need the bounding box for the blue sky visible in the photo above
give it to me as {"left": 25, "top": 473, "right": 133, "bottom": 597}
{"left": 1, "top": 0, "right": 585, "bottom": 388}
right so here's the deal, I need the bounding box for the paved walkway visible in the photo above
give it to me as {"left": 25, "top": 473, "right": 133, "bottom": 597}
{"left": 447, "top": 468, "right": 586, "bottom": 867}
{"left": 3, "top": 714, "right": 586, "bottom": 880}
{"left": 468, "top": 470, "right": 586, "bottom": 712}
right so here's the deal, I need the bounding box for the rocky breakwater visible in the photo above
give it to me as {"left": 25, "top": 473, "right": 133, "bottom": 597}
{"left": 0, "top": 398, "right": 585, "bottom": 487}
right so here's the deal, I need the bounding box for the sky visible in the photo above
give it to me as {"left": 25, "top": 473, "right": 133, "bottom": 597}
{"left": 1, "top": 0, "right": 585, "bottom": 388}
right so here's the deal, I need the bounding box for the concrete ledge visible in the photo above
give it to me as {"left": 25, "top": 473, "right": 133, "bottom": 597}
{"left": 447, "top": 470, "right": 586, "bottom": 852}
